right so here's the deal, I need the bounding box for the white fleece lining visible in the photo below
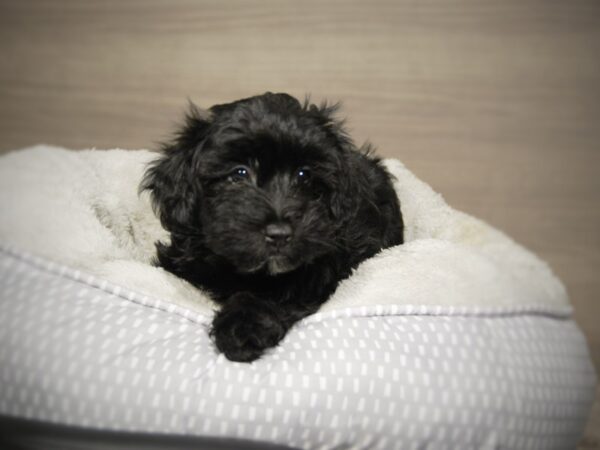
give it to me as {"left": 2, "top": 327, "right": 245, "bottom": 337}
{"left": 0, "top": 244, "right": 571, "bottom": 330}
{"left": 0, "top": 145, "right": 570, "bottom": 317}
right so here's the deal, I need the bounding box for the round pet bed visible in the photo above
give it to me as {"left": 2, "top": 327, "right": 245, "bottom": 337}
{"left": 0, "top": 146, "right": 596, "bottom": 449}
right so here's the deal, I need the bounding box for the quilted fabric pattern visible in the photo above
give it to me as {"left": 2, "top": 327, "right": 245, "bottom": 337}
{"left": 0, "top": 247, "right": 596, "bottom": 449}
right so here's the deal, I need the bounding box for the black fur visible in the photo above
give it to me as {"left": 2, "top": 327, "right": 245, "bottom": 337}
{"left": 141, "top": 92, "right": 403, "bottom": 362}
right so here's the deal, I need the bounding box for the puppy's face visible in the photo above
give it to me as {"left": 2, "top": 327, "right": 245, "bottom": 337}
{"left": 146, "top": 93, "right": 354, "bottom": 275}
{"left": 199, "top": 134, "right": 336, "bottom": 275}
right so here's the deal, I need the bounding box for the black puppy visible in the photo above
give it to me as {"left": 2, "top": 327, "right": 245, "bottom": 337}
{"left": 142, "top": 93, "right": 403, "bottom": 362}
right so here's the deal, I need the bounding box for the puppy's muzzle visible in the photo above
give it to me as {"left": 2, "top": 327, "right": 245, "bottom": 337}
{"left": 264, "top": 222, "right": 292, "bottom": 249}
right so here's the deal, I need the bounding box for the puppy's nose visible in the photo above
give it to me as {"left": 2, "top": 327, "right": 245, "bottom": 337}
{"left": 264, "top": 223, "right": 292, "bottom": 245}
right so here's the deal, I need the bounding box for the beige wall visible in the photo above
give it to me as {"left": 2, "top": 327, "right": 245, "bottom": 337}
{"left": 0, "top": 1, "right": 598, "bottom": 374}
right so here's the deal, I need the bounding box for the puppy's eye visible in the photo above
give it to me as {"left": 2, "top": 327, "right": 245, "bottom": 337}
{"left": 229, "top": 166, "right": 251, "bottom": 182}
{"left": 296, "top": 167, "right": 311, "bottom": 182}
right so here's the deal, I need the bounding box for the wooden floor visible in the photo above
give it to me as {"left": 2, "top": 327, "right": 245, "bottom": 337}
{"left": 1, "top": 0, "right": 599, "bottom": 436}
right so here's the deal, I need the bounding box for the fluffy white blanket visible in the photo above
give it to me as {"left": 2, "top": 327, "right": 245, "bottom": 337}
{"left": 0, "top": 145, "right": 569, "bottom": 316}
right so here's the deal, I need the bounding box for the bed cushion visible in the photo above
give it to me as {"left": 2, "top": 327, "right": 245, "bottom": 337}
{"left": 0, "top": 245, "right": 596, "bottom": 449}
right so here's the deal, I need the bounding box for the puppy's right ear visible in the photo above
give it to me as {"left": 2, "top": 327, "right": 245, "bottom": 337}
{"left": 141, "top": 103, "right": 210, "bottom": 234}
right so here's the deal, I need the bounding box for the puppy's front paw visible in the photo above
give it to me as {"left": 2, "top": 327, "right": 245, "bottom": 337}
{"left": 211, "top": 298, "right": 286, "bottom": 362}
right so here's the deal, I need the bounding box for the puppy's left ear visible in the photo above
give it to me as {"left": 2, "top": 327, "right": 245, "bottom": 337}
{"left": 320, "top": 109, "right": 403, "bottom": 247}
{"left": 307, "top": 102, "right": 365, "bottom": 221}
{"left": 141, "top": 103, "right": 210, "bottom": 234}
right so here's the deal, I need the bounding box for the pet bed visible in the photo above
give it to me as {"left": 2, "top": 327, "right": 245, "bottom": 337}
{"left": 0, "top": 145, "right": 596, "bottom": 449}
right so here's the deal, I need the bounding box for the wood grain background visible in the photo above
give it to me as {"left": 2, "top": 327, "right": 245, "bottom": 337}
{"left": 0, "top": 0, "right": 599, "bottom": 435}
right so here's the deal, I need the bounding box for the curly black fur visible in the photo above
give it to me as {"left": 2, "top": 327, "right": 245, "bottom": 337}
{"left": 141, "top": 92, "right": 404, "bottom": 362}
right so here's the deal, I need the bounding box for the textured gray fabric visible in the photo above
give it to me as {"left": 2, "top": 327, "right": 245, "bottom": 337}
{"left": 0, "top": 247, "right": 596, "bottom": 449}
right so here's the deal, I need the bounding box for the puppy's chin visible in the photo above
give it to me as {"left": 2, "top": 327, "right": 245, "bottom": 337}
{"left": 234, "top": 255, "right": 300, "bottom": 276}
{"left": 266, "top": 255, "right": 300, "bottom": 275}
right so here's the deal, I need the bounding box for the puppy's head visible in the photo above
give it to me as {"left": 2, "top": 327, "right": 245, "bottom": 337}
{"left": 143, "top": 92, "right": 364, "bottom": 275}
